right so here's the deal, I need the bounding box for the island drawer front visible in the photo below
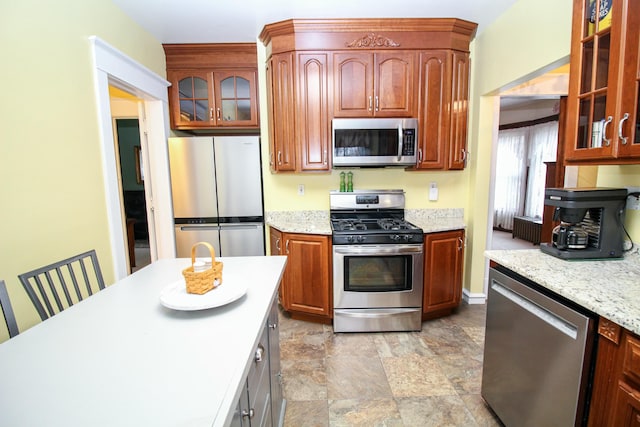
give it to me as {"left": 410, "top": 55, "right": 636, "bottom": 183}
{"left": 248, "top": 326, "right": 270, "bottom": 394}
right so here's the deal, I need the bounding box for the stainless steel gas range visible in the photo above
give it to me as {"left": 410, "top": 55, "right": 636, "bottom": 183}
{"left": 330, "top": 190, "right": 424, "bottom": 333}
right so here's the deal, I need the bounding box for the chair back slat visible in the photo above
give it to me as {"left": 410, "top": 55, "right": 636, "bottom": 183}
{"left": 0, "top": 280, "right": 19, "bottom": 338}
{"left": 18, "top": 250, "right": 106, "bottom": 321}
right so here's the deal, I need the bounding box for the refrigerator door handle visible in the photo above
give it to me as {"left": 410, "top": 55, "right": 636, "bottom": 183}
{"left": 179, "top": 225, "right": 221, "bottom": 231}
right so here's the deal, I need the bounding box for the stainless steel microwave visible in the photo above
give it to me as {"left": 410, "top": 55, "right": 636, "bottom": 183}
{"left": 332, "top": 118, "right": 418, "bottom": 167}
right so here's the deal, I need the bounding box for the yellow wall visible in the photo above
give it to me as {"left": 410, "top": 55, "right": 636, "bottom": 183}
{"left": 0, "top": 0, "right": 165, "bottom": 339}
{"left": 598, "top": 165, "right": 640, "bottom": 239}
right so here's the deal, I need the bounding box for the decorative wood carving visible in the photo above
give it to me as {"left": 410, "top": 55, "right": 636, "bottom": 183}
{"left": 599, "top": 317, "right": 622, "bottom": 345}
{"left": 346, "top": 33, "right": 400, "bottom": 48}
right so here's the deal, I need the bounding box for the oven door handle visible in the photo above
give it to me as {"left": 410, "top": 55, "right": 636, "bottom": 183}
{"left": 336, "top": 308, "right": 419, "bottom": 318}
{"left": 333, "top": 244, "right": 423, "bottom": 255}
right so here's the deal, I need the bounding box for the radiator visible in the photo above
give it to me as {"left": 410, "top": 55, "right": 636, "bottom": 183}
{"left": 512, "top": 216, "right": 542, "bottom": 245}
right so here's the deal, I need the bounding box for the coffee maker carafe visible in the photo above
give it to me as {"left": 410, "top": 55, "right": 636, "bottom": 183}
{"left": 551, "top": 207, "right": 589, "bottom": 249}
{"left": 540, "top": 188, "right": 627, "bottom": 260}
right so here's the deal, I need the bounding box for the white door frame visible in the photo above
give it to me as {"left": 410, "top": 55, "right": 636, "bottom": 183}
{"left": 90, "top": 36, "right": 176, "bottom": 280}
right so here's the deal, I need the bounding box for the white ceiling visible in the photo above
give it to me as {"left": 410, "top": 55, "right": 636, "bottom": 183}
{"left": 112, "top": 0, "right": 519, "bottom": 44}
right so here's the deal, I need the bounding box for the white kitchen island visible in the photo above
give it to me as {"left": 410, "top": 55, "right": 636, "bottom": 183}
{"left": 0, "top": 256, "right": 287, "bottom": 427}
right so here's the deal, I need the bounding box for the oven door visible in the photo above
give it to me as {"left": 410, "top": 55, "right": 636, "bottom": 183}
{"left": 333, "top": 244, "right": 424, "bottom": 309}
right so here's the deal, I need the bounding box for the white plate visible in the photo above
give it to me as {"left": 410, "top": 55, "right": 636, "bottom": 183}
{"left": 159, "top": 279, "right": 247, "bottom": 311}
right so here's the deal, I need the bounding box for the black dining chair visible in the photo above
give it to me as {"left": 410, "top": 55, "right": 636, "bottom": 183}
{"left": 18, "top": 250, "right": 106, "bottom": 321}
{"left": 0, "top": 279, "right": 19, "bottom": 338}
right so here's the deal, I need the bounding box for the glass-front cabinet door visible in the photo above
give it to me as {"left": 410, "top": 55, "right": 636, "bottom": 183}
{"left": 212, "top": 70, "right": 259, "bottom": 127}
{"left": 565, "top": 0, "right": 640, "bottom": 163}
{"left": 168, "top": 70, "right": 215, "bottom": 128}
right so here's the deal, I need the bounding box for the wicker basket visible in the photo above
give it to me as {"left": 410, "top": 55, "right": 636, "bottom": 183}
{"left": 182, "top": 242, "right": 223, "bottom": 295}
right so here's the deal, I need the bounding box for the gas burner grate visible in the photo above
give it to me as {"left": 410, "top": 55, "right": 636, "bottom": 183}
{"left": 334, "top": 220, "right": 368, "bottom": 232}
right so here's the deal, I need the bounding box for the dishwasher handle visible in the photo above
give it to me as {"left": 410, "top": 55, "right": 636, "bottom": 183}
{"left": 491, "top": 280, "right": 579, "bottom": 339}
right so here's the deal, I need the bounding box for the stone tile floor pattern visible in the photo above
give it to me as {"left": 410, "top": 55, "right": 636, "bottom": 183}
{"left": 278, "top": 303, "right": 503, "bottom": 426}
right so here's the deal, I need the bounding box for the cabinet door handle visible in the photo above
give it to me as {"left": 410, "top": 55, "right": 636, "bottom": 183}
{"left": 418, "top": 148, "right": 423, "bottom": 163}
{"left": 619, "top": 113, "right": 630, "bottom": 145}
{"left": 270, "top": 152, "right": 274, "bottom": 166}
{"left": 324, "top": 149, "right": 328, "bottom": 165}
{"left": 275, "top": 238, "right": 281, "bottom": 252}
{"left": 209, "top": 108, "right": 214, "bottom": 120}
{"left": 277, "top": 151, "right": 282, "bottom": 165}
{"left": 601, "top": 116, "right": 613, "bottom": 146}
{"left": 241, "top": 408, "right": 254, "bottom": 419}
{"left": 254, "top": 345, "right": 264, "bottom": 363}
{"left": 368, "top": 95, "right": 373, "bottom": 111}
{"left": 375, "top": 95, "right": 379, "bottom": 111}
{"left": 461, "top": 149, "right": 467, "bottom": 162}
{"left": 268, "top": 322, "right": 278, "bottom": 329}
{"left": 457, "top": 237, "right": 464, "bottom": 251}
{"left": 285, "top": 240, "right": 290, "bottom": 253}
{"left": 216, "top": 107, "right": 221, "bottom": 120}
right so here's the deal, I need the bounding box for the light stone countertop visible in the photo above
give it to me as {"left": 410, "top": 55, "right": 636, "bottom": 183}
{"left": 266, "top": 209, "right": 465, "bottom": 235}
{"left": 485, "top": 247, "right": 640, "bottom": 336}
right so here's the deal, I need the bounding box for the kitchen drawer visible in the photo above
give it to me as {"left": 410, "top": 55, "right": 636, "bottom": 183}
{"left": 623, "top": 334, "right": 640, "bottom": 386}
{"left": 248, "top": 325, "right": 270, "bottom": 394}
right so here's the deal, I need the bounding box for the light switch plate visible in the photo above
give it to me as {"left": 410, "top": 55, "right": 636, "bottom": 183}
{"left": 297, "top": 184, "right": 305, "bottom": 196}
{"left": 429, "top": 182, "right": 438, "bottom": 201}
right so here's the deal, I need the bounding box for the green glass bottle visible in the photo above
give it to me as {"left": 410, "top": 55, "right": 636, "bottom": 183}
{"left": 347, "top": 171, "right": 353, "bottom": 192}
{"left": 339, "top": 171, "right": 346, "bottom": 192}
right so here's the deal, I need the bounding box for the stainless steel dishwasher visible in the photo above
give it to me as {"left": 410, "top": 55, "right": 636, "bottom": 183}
{"left": 482, "top": 266, "right": 596, "bottom": 427}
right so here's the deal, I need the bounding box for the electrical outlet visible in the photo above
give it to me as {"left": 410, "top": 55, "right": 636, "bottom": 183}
{"left": 297, "top": 184, "right": 305, "bottom": 196}
{"left": 627, "top": 187, "right": 640, "bottom": 210}
{"left": 429, "top": 182, "right": 438, "bottom": 201}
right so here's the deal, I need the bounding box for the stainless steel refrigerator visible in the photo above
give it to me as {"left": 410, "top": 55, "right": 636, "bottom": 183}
{"left": 168, "top": 135, "right": 265, "bottom": 258}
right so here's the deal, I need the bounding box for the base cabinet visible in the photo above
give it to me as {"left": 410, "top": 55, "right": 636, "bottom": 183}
{"left": 230, "top": 297, "right": 284, "bottom": 427}
{"left": 589, "top": 318, "right": 640, "bottom": 427}
{"left": 422, "top": 230, "right": 464, "bottom": 319}
{"left": 269, "top": 227, "right": 332, "bottom": 323}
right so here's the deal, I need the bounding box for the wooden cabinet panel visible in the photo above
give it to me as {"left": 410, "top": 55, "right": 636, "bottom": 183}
{"left": 564, "top": 0, "right": 640, "bottom": 164}
{"left": 422, "top": 230, "right": 464, "bottom": 318}
{"left": 333, "top": 52, "right": 373, "bottom": 117}
{"left": 448, "top": 51, "right": 470, "bottom": 169}
{"left": 283, "top": 233, "right": 331, "bottom": 318}
{"left": 375, "top": 52, "right": 416, "bottom": 117}
{"left": 333, "top": 51, "right": 416, "bottom": 118}
{"left": 268, "top": 228, "right": 332, "bottom": 322}
{"left": 415, "top": 51, "right": 449, "bottom": 169}
{"left": 297, "top": 53, "right": 331, "bottom": 170}
{"left": 266, "top": 53, "right": 296, "bottom": 172}
{"left": 212, "top": 70, "right": 259, "bottom": 127}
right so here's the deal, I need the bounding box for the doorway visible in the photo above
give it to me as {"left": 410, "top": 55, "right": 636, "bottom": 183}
{"left": 91, "top": 36, "right": 175, "bottom": 281}
{"left": 113, "top": 117, "right": 152, "bottom": 272}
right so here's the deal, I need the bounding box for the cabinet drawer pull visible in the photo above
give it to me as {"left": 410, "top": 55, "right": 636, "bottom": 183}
{"left": 254, "top": 345, "right": 264, "bottom": 363}
{"left": 601, "top": 116, "right": 613, "bottom": 147}
{"left": 619, "top": 113, "right": 630, "bottom": 145}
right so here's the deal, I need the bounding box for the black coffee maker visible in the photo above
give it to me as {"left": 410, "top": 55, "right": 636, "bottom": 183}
{"left": 540, "top": 187, "right": 627, "bottom": 260}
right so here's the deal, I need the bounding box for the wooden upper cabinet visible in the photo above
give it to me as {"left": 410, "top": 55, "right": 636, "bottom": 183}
{"left": 413, "top": 50, "right": 470, "bottom": 170}
{"left": 259, "top": 18, "right": 477, "bottom": 172}
{"left": 333, "top": 52, "right": 416, "bottom": 117}
{"left": 564, "top": 0, "right": 640, "bottom": 164}
{"left": 297, "top": 53, "right": 331, "bottom": 170}
{"left": 266, "top": 53, "right": 296, "bottom": 172}
{"left": 163, "top": 43, "right": 260, "bottom": 130}
{"left": 448, "top": 51, "right": 471, "bottom": 169}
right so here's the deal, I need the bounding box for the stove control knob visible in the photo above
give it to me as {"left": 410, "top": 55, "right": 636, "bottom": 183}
{"left": 403, "top": 235, "right": 411, "bottom": 241}
{"left": 357, "top": 235, "right": 365, "bottom": 243}
{"left": 347, "top": 235, "right": 354, "bottom": 243}
{"left": 391, "top": 234, "right": 401, "bottom": 241}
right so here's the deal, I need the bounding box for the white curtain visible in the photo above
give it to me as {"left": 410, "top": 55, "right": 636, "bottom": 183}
{"left": 524, "top": 121, "right": 559, "bottom": 218}
{"left": 494, "top": 128, "right": 527, "bottom": 230}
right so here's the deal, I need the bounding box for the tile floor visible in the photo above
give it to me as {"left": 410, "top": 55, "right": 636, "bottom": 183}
{"left": 278, "top": 303, "right": 503, "bottom": 426}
